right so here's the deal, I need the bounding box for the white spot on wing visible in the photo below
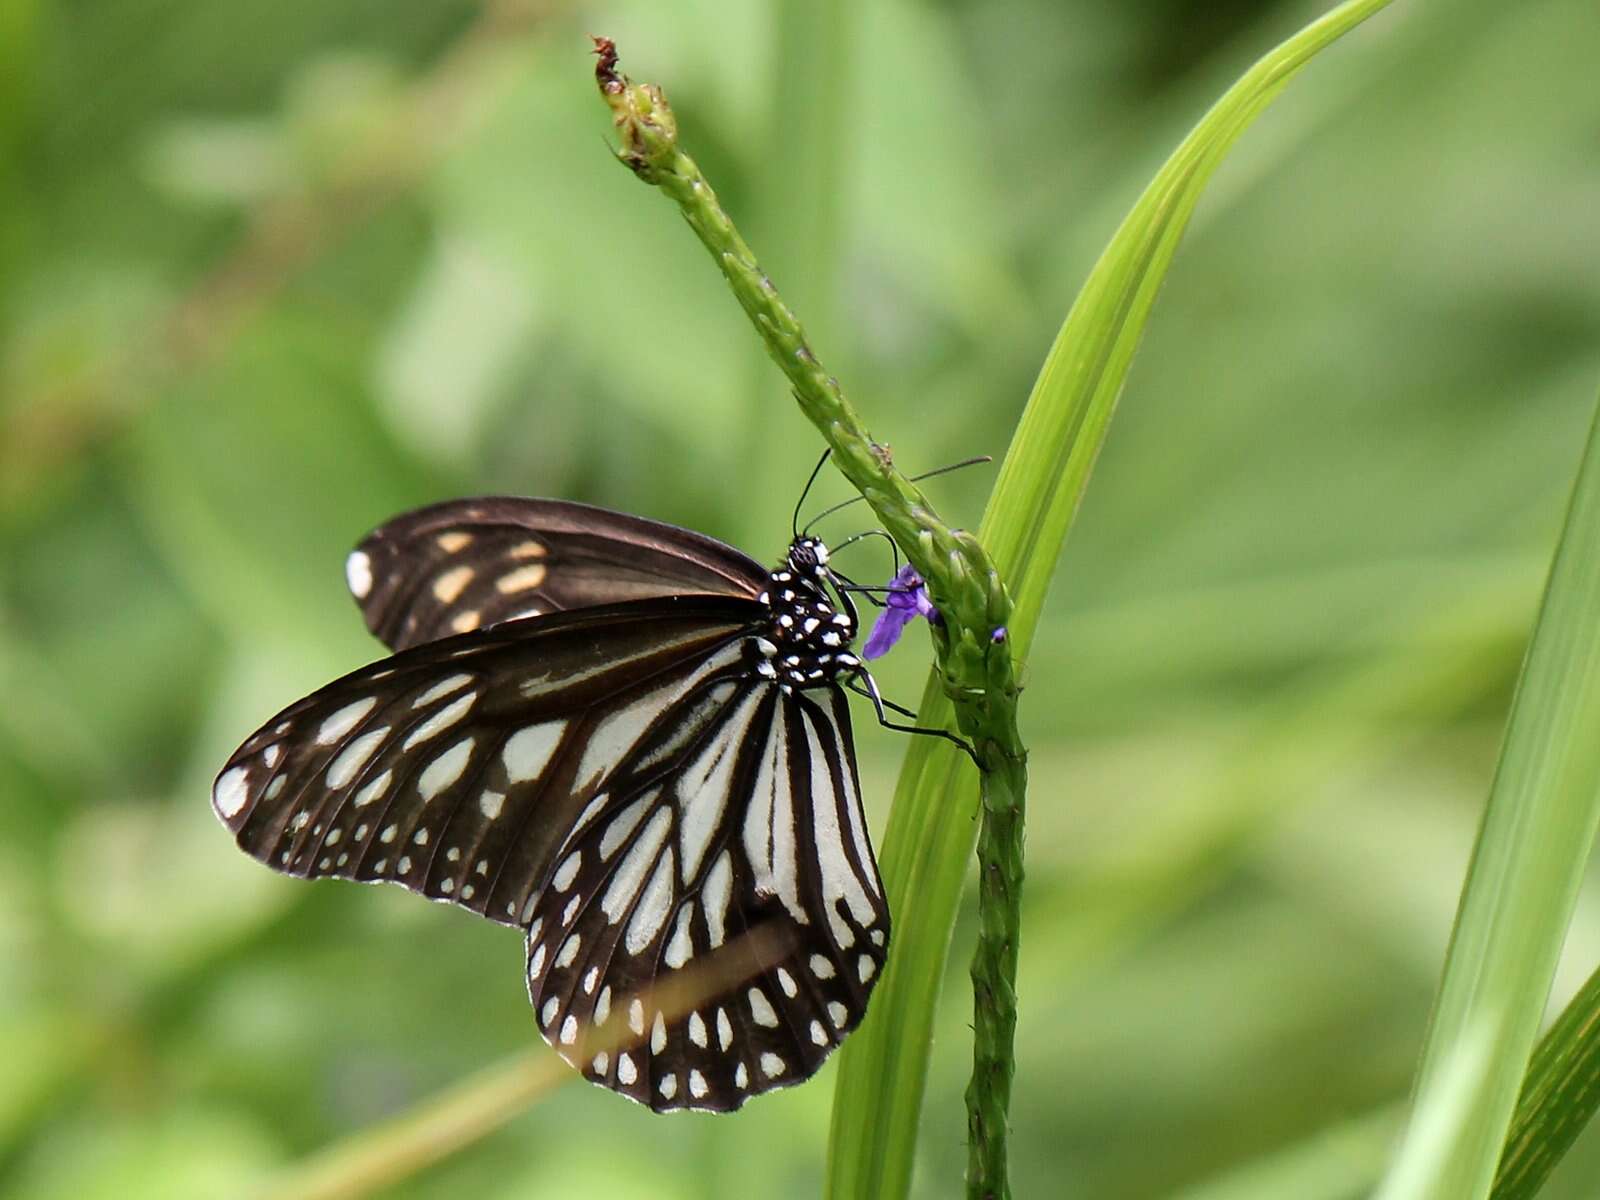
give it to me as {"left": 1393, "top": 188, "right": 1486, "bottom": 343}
{"left": 651, "top": 1011, "right": 667, "bottom": 1054}
{"left": 827, "top": 1001, "right": 848, "bottom": 1028}
{"left": 413, "top": 673, "right": 473, "bottom": 708}
{"left": 318, "top": 698, "right": 376, "bottom": 745}
{"left": 703, "top": 851, "right": 733, "bottom": 948}
{"left": 599, "top": 797, "right": 649, "bottom": 860}
{"left": 503, "top": 721, "right": 566, "bottom": 783}
{"left": 689, "top": 1069, "right": 709, "bottom": 1099}
{"left": 760, "top": 1053, "right": 785, "bottom": 1078}
{"left": 213, "top": 767, "right": 250, "bottom": 819}
{"left": 743, "top": 700, "right": 807, "bottom": 925}
{"left": 496, "top": 563, "right": 547, "bottom": 593}
{"left": 603, "top": 805, "right": 671, "bottom": 926}
{"left": 624, "top": 849, "right": 675, "bottom": 954}
{"left": 419, "top": 737, "right": 475, "bottom": 800}
{"left": 664, "top": 905, "right": 693, "bottom": 969}
{"left": 552, "top": 852, "right": 582, "bottom": 893}
{"left": 345, "top": 550, "right": 373, "bottom": 599}
{"left": 479, "top": 790, "right": 505, "bottom": 819}
{"left": 618, "top": 1053, "right": 637, "bottom": 1084}
{"left": 325, "top": 727, "right": 388, "bottom": 789}
{"left": 404, "top": 692, "right": 476, "bottom": 750}
{"left": 748, "top": 988, "right": 779, "bottom": 1028}
{"left": 555, "top": 934, "right": 581, "bottom": 969}
{"left": 802, "top": 708, "right": 878, "bottom": 938}
{"left": 678, "top": 689, "right": 763, "bottom": 882}
{"left": 717, "top": 1008, "right": 733, "bottom": 1050}
{"left": 433, "top": 564, "right": 474, "bottom": 604}
{"left": 541, "top": 997, "right": 558, "bottom": 1027}
{"left": 688, "top": 1012, "right": 707, "bottom": 1047}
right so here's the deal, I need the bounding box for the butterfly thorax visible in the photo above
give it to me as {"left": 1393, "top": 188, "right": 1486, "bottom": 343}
{"left": 752, "top": 537, "right": 859, "bottom": 689}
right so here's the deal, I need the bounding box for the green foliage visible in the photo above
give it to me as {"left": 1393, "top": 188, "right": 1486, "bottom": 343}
{"left": 4, "top": 1, "right": 1600, "bottom": 1198}
{"left": 1377, "top": 394, "right": 1600, "bottom": 1198}
{"left": 829, "top": 4, "right": 1396, "bottom": 1196}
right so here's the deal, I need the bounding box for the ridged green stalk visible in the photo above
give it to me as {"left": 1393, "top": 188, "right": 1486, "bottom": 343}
{"left": 594, "top": 39, "right": 1027, "bottom": 1199}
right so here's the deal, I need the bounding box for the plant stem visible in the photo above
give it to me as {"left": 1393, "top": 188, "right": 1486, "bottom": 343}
{"left": 967, "top": 724, "right": 1026, "bottom": 1199}
{"left": 593, "top": 38, "right": 1027, "bottom": 1199}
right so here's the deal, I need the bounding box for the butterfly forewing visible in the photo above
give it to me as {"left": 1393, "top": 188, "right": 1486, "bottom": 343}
{"left": 347, "top": 498, "right": 770, "bottom": 652}
{"left": 212, "top": 599, "right": 761, "bottom": 927}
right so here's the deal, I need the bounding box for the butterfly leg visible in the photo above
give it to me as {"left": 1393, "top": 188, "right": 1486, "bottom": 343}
{"left": 848, "top": 669, "right": 978, "bottom": 764}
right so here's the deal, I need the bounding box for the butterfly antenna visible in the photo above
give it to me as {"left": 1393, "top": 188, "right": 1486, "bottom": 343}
{"left": 831, "top": 528, "right": 902, "bottom": 576}
{"left": 794, "top": 449, "right": 833, "bottom": 542}
{"left": 802, "top": 455, "right": 993, "bottom": 535}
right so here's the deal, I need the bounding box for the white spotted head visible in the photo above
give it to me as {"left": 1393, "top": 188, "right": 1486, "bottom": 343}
{"left": 785, "top": 536, "right": 830, "bottom": 575}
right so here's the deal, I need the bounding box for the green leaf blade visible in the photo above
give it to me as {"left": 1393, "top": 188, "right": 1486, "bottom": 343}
{"left": 825, "top": 3, "right": 1397, "bottom": 1196}
{"left": 1382, "top": 387, "right": 1600, "bottom": 1198}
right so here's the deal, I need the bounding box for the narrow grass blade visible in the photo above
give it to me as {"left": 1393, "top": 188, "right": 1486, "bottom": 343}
{"left": 1493, "top": 962, "right": 1600, "bottom": 1199}
{"left": 1377, "top": 1016, "right": 1503, "bottom": 1200}
{"left": 825, "top": 2, "right": 1396, "bottom": 1197}
{"left": 1381, "top": 386, "right": 1600, "bottom": 1197}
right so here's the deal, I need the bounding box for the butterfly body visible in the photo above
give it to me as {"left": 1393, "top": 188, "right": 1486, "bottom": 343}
{"left": 214, "top": 500, "right": 889, "bottom": 1112}
{"left": 751, "top": 537, "right": 861, "bottom": 691}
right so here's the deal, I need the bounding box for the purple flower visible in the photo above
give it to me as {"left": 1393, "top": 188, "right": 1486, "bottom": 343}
{"left": 862, "top": 565, "right": 938, "bottom": 660}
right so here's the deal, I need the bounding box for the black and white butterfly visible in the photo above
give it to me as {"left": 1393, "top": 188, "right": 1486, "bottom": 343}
{"left": 212, "top": 494, "right": 901, "bottom": 1112}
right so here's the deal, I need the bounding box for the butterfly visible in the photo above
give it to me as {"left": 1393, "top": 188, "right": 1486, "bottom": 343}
{"left": 212, "top": 492, "right": 905, "bottom": 1112}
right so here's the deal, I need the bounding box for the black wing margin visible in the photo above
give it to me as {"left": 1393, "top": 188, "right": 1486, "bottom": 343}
{"left": 345, "top": 497, "right": 771, "bottom": 653}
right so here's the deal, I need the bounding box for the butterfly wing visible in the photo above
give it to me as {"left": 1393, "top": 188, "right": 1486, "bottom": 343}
{"left": 528, "top": 681, "right": 886, "bottom": 1111}
{"left": 346, "top": 497, "right": 771, "bottom": 652}
{"left": 212, "top": 597, "right": 887, "bottom": 1111}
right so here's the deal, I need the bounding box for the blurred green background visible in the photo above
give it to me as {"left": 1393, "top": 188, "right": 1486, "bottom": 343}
{"left": 3, "top": 0, "right": 1599, "bottom": 1196}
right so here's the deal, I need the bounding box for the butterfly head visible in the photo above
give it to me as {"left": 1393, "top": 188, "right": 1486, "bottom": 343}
{"left": 754, "top": 537, "right": 858, "bottom": 688}
{"left": 785, "top": 536, "right": 830, "bottom": 575}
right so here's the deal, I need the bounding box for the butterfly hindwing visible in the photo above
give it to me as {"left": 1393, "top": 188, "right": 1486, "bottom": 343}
{"left": 526, "top": 683, "right": 887, "bottom": 1112}
{"left": 346, "top": 498, "right": 770, "bottom": 652}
